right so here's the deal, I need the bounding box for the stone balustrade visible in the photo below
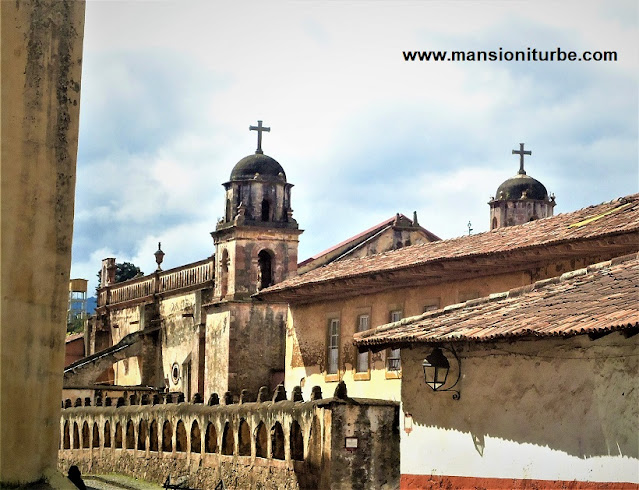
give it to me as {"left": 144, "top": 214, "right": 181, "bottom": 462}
{"left": 58, "top": 384, "right": 399, "bottom": 489}
{"left": 97, "top": 258, "right": 214, "bottom": 308}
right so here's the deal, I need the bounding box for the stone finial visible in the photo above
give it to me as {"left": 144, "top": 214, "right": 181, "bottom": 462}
{"left": 272, "top": 384, "right": 287, "bottom": 403}
{"left": 191, "top": 393, "right": 203, "bottom": 404}
{"left": 208, "top": 393, "right": 220, "bottom": 406}
{"left": 291, "top": 386, "right": 303, "bottom": 402}
{"left": 116, "top": 397, "right": 125, "bottom": 407}
{"left": 257, "top": 386, "right": 269, "bottom": 403}
{"left": 177, "top": 393, "right": 185, "bottom": 404}
{"left": 154, "top": 242, "right": 165, "bottom": 271}
{"left": 413, "top": 211, "right": 419, "bottom": 226}
{"left": 235, "top": 202, "right": 246, "bottom": 225}
{"left": 223, "top": 391, "right": 234, "bottom": 405}
{"left": 310, "top": 386, "right": 323, "bottom": 401}
{"left": 239, "top": 389, "right": 250, "bottom": 404}
{"left": 334, "top": 381, "right": 348, "bottom": 400}
{"left": 74, "top": 398, "right": 82, "bottom": 407}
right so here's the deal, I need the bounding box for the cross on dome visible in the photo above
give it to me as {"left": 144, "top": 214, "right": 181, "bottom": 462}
{"left": 512, "top": 142, "right": 532, "bottom": 175}
{"left": 249, "top": 120, "right": 270, "bottom": 154}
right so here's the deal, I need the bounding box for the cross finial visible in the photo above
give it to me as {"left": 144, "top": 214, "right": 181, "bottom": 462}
{"left": 249, "top": 120, "right": 270, "bottom": 154}
{"left": 512, "top": 143, "right": 531, "bottom": 175}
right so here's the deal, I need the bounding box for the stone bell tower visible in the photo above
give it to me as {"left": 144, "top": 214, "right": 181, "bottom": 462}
{"left": 489, "top": 143, "right": 556, "bottom": 230}
{"left": 211, "top": 121, "right": 303, "bottom": 301}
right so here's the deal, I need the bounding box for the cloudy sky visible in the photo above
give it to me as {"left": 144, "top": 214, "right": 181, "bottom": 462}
{"left": 71, "top": 0, "right": 638, "bottom": 293}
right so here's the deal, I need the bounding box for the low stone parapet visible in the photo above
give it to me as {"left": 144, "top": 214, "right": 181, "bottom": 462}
{"left": 58, "top": 383, "right": 399, "bottom": 489}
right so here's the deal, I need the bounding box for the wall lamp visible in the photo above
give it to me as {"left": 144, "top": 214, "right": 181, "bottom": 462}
{"left": 422, "top": 345, "right": 461, "bottom": 400}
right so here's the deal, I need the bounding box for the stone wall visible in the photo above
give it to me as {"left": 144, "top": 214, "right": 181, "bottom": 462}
{"left": 1, "top": 0, "right": 85, "bottom": 485}
{"left": 58, "top": 386, "right": 399, "bottom": 490}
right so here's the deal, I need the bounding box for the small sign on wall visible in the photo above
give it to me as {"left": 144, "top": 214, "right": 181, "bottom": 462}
{"left": 345, "top": 436, "right": 358, "bottom": 451}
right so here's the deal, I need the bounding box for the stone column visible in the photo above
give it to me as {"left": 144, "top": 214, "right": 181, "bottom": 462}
{"left": 1, "top": 0, "right": 85, "bottom": 485}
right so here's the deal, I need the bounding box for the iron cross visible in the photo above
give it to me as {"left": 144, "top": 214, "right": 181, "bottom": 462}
{"left": 512, "top": 143, "right": 531, "bottom": 175}
{"left": 249, "top": 120, "right": 270, "bottom": 154}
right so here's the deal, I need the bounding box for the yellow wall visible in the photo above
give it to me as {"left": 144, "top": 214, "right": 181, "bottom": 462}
{"left": 0, "top": 0, "right": 85, "bottom": 484}
{"left": 286, "top": 256, "right": 612, "bottom": 402}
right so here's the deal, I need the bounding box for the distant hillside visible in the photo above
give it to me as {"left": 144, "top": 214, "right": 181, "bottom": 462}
{"left": 87, "top": 296, "right": 97, "bottom": 314}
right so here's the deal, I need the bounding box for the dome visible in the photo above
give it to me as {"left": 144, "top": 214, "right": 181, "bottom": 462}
{"left": 230, "top": 153, "right": 286, "bottom": 182}
{"left": 495, "top": 173, "right": 549, "bottom": 201}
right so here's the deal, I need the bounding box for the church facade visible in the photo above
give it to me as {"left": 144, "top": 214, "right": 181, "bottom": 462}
{"left": 71, "top": 122, "right": 434, "bottom": 402}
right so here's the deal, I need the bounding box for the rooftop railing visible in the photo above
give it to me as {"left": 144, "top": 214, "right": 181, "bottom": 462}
{"left": 97, "top": 258, "right": 214, "bottom": 308}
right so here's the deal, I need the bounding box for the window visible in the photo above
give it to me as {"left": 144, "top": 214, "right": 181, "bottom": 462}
{"left": 257, "top": 250, "right": 273, "bottom": 290}
{"left": 327, "top": 318, "right": 340, "bottom": 375}
{"left": 387, "top": 311, "right": 402, "bottom": 371}
{"left": 423, "top": 299, "right": 440, "bottom": 313}
{"left": 356, "top": 315, "right": 370, "bottom": 373}
{"left": 261, "top": 199, "right": 270, "bottom": 221}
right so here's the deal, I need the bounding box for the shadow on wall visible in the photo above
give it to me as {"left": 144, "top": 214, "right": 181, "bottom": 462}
{"left": 402, "top": 333, "right": 639, "bottom": 460}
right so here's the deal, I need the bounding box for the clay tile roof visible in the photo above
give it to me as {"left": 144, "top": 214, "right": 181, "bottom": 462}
{"left": 260, "top": 194, "right": 639, "bottom": 299}
{"left": 297, "top": 214, "right": 440, "bottom": 268}
{"left": 65, "top": 332, "right": 84, "bottom": 343}
{"left": 353, "top": 253, "right": 639, "bottom": 347}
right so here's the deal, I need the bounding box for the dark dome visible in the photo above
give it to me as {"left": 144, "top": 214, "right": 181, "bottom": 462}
{"left": 230, "top": 153, "right": 286, "bottom": 182}
{"left": 495, "top": 173, "right": 548, "bottom": 201}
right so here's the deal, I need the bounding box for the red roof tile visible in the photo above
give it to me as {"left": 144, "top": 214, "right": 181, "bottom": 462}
{"left": 261, "top": 194, "right": 639, "bottom": 298}
{"left": 353, "top": 253, "right": 639, "bottom": 346}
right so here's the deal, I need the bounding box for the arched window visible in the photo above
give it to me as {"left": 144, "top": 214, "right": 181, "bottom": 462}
{"left": 226, "top": 198, "right": 232, "bottom": 221}
{"left": 149, "top": 420, "right": 158, "bottom": 452}
{"left": 92, "top": 423, "right": 100, "bottom": 448}
{"left": 138, "top": 420, "right": 148, "bottom": 450}
{"left": 221, "top": 422, "right": 234, "bottom": 455}
{"left": 126, "top": 420, "right": 135, "bottom": 449}
{"left": 257, "top": 250, "right": 273, "bottom": 290}
{"left": 191, "top": 421, "right": 201, "bottom": 454}
{"left": 220, "top": 249, "right": 229, "bottom": 298}
{"left": 255, "top": 422, "right": 267, "bottom": 458}
{"left": 491, "top": 217, "right": 498, "bottom": 229}
{"left": 162, "top": 421, "right": 173, "bottom": 452}
{"left": 238, "top": 419, "right": 251, "bottom": 456}
{"left": 63, "top": 421, "right": 71, "bottom": 449}
{"left": 82, "top": 421, "right": 90, "bottom": 448}
{"left": 104, "top": 421, "right": 111, "bottom": 448}
{"left": 205, "top": 423, "right": 217, "bottom": 453}
{"left": 176, "top": 420, "right": 187, "bottom": 452}
{"left": 73, "top": 422, "right": 80, "bottom": 449}
{"left": 271, "top": 422, "right": 285, "bottom": 460}
{"left": 261, "top": 199, "right": 270, "bottom": 221}
{"left": 290, "top": 421, "right": 304, "bottom": 461}
{"left": 114, "top": 422, "right": 122, "bottom": 448}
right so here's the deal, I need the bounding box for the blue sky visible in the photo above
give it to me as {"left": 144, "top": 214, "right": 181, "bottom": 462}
{"left": 71, "top": 0, "right": 638, "bottom": 293}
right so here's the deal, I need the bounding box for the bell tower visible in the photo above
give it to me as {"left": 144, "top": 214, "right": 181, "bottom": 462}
{"left": 211, "top": 121, "right": 302, "bottom": 300}
{"left": 489, "top": 143, "right": 556, "bottom": 229}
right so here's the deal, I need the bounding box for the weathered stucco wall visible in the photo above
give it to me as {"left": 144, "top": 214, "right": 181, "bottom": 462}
{"left": 400, "top": 333, "right": 639, "bottom": 486}
{"left": 286, "top": 255, "right": 625, "bottom": 403}
{"left": 205, "top": 309, "right": 232, "bottom": 396}
{"left": 0, "top": 0, "right": 85, "bottom": 484}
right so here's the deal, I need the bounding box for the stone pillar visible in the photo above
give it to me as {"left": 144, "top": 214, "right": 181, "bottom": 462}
{"left": 0, "top": 0, "right": 85, "bottom": 485}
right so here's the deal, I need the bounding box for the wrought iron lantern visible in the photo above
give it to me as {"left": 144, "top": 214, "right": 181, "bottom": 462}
{"left": 422, "top": 345, "right": 461, "bottom": 400}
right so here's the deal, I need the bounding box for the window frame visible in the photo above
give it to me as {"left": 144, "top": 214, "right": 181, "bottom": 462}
{"left": 354, "top": 313, "right": 371, "bottom": 380}
{"left": 326, "top": 317, "right": 340, "bottom": 381}
{"left": 386, "top": 310, "right": 403, "bottom": 378}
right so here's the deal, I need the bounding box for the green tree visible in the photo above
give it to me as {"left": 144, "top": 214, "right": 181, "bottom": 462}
{"left": 96, "top": 261, "right": 143, "bottom": 293}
